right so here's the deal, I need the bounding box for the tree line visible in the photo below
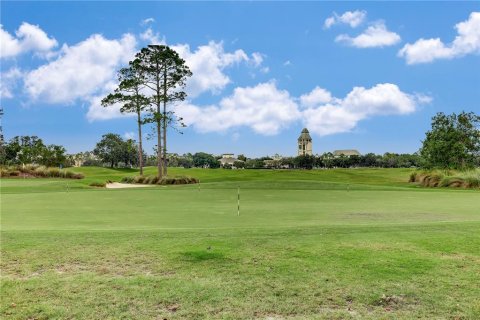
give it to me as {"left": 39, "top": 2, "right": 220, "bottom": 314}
{"left": 1, "top": 112, "right": 478, "bottom": 170}
{"left": 1, "top": 136, "right": 67, "bottom": 167}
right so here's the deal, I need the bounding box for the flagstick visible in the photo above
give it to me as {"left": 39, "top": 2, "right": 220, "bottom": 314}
{"left": 237, "top": 187, "right": 240, "bottom": 216}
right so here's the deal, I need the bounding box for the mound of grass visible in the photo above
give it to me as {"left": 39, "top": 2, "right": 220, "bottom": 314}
{"left": 121, "top": 175, "right": 198, "bottom": 185}
{"left": 0, "top": 165, "right": 84, "bottom": 179}
{"left": 410, "top": 169, "right": 480, "bottom": 189}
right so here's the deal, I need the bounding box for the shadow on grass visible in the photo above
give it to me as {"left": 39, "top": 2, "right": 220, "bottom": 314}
{"left": 181, "top": 250, "right": 226, "bottom": 262}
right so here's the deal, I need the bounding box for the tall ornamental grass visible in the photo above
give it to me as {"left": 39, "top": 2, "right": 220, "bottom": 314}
{"left": 0, "top": 165, "right": 84, "bottom": 179}
{"left": 121, "top": 175, "right": 198, "bottom": 185}
{"left": 410, "top": 169, "right": 480, "bottom": 189}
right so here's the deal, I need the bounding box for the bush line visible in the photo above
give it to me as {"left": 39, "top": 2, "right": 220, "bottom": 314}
{"left": 121, "top": 175, "right": 198, "bottom": 185}
{"left": 409, "top": 169, "right": 480, "bottom": 189}
{"left": 0, "top": 165, "right": 84, "bottom": 179}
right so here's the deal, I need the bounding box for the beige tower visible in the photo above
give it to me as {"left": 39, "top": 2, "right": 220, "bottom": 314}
{"left": 298, "top": 128, "right": 313, "bottom": 156}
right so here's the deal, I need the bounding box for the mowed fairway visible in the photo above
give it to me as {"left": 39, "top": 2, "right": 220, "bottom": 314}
{"left": 1, "top": 168, "right": 479, "bottom": 319}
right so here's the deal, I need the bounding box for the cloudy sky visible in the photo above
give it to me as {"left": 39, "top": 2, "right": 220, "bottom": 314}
{"left": 2, "top": 2, "right": 479, "bottom": 156}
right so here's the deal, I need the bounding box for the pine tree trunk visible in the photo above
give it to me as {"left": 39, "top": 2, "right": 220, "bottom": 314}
{"left": 162, "top": 64, "right": 168, "bottom": 177}
{"left": 157, "top": 104, "right": 162, "bottom": 179}
{"left": 156, "top": 60, "right": 163, "bottom": 179}
{"left": 137, "top": 109, "right": 143, "bottom": 176}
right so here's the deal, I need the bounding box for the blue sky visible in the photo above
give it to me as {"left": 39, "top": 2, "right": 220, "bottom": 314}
{"left": 1, "top": 2, "right": 479, "bottom": 157}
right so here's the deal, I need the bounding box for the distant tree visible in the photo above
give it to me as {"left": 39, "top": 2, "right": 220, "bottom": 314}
{"left": 93, "top": 134, "right": 125, "bottom": 168}
{"left": 360, "top": 153, "right": 378, "bottom": 167}
{"left": 348, "top": 155, "right": 361, "bottom": 168}
{"left": 102, "top": 63, "right": 149, "bottom": 175}
{"left": 237, "top": 154, "right": 247, "bottom": 162}
{"left": 144, "top": 154, "right": 158, "bottom": 167}
{"left": 192, "top": 152, "right": 219, "bottom": 168}
{"left": 178, "top": 156, "right": 194, "bottom": 168}
{"left": 245, "top": 158, "right": 266, "bottom": 169}
{"left": 136, "top": 45, "right": 192, "bottom": 178}
{"left": 122, "top": 139, "right": 141, "bottom": 167}
{"left": 294, "top": 155, "right": 314, "bottom": 169}
{"left": 80, "top": 151, "right": 103, "bottom": 167}
{"left": 233, "top": 160, "right": 245, "bottom": 169}
{"left": 4, "top": 136, "right": 46, "bottom": 164}
{"left": 420, "top": 111, "right": 480, "bottom": 169}
{"left": 40, "top": 145, "right": 67, "bottom": 167}
{"left": 332, "top": 154, "right": 348, "bottom": 168}
{"left": 320, "top": 152, "right": 334, "bottom": 168}
{"left": 382, "top": 153, "right": 398, "bottom": 168}
{"left": 280, "top": 157, "right": 295, "bottom": 169}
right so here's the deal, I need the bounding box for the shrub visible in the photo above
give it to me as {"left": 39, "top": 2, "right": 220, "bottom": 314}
{"left": 440, "top": 177, "right": 466, "bottom": 188}
{"left": 121, "top": 175, "right": 198, "bottom": 185}
{"left": 10, "top": 170, "right": 21, "bottom": 177}
{"left": 134, "top": 175, "right": 145, "bottom": 184}
{"left": 148, "top": 176, "right": 159, "bottom": 184}
{"left": 47, "top": 167, "right": 61, "bottom": 177}
{"left": 121, "top": 176, "right": 135, "bottom": 183}
{"left": 34, "top": 166, "right": 48, "bottom": 177}
{"left": 64, "top": 171, "right": 75, "bottom": 178}
{"left": 462, "top": 171, "right": 480, "bottom": 188}
{"left": 153, "top": 175, "right": 193, "bottom": 185}
{"left": 409, "top": 172, "right": 417, "bottom": 183}
{"left": 410, "top": 169, "right": 480, "bottom": 189}
{"left": 89, "top": 181, "right": 106, "bottom": 188}
{"left": 0, "top": 165, "right": 84, "bottom": 179}
{"left": 424, "top": 173, "right": 443, "bottom": 187}
{"left": 72, "top": 173, "right": 84, "bottom": 179}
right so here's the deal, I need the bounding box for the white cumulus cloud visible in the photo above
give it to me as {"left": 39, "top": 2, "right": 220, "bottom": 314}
{"left": 324, "top": 10, "right": 367, "bottom": 29}
{"left": 175, "top": 82, "right": 300, "bottom": 135}
{"left": 251, "top": 52, "right": 264, "bottom": 67}
{"left": 398, "top": 12, "right": 480, "bottom": 64}
{"left": 24, "top": 33, "right": 136, "bottom": 104}
{"left": 335, "top": 22, "right": 401, "bottom": 48}
{"left": 140, "top": 28, "right": 164, "bottom": 45}
{"left": 0, "top": 22, "right": 58, "bottom": 59}
{"left": 0, "top": 67, "right": 23, "bottom": 98}
{"left": 301, "top": 83, "right": 431, "bottom": 136}
{"left": 300, "top": 86, "right": 335, "bottom": 108}
{"left": 85, "top": 81, "right": 129, "bottom": 122}
{"left": 177, "top": 82, "right": 428, "bottom": 137}
{"left": 172, "top": 41, "right": 261, "bottom": 98}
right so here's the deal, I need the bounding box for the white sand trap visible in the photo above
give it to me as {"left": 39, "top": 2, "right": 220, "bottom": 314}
{"left": 106, "top": 182, "right": 151, "bottom": 189}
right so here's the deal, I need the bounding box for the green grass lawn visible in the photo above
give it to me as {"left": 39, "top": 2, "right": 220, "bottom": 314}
{"left": 1, "top": 167, "right": 479, "bottom": 319}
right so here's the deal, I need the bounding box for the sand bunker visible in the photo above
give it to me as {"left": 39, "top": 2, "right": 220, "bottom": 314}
{"left": 105, "top": 182, "right": 151, "bottom": 189}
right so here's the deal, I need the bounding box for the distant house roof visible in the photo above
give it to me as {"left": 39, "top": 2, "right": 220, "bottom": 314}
{"left": 333, "top": 149, "right": 361, "bottom": 157}
{"left": 298, "top": 128, "right": 312, "bottom": 141}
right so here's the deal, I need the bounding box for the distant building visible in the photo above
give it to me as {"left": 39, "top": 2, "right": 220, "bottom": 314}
{"left": 333, "top": 149, "right": 361, "bottom": 157}
{"left": 298, "top": 128, "right": 313, "bottom": 156}
{"left": 219, "top": 153, "right": 243, "bottom": 167}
